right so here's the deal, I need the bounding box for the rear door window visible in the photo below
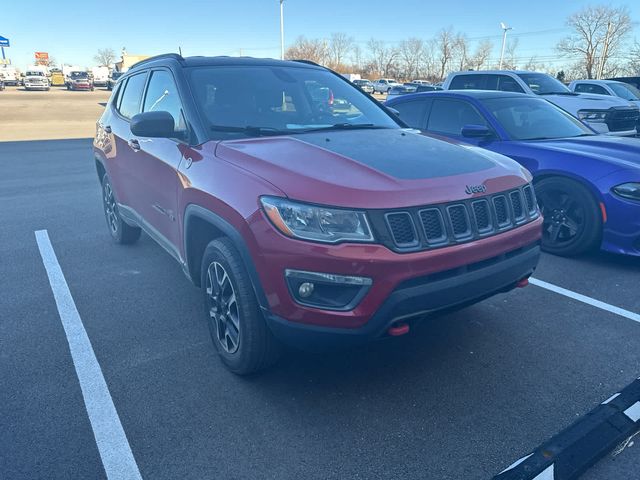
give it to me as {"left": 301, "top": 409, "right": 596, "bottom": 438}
{"left": 574, "top": 83, "right": 609, "bottom": 95}
{"left": 448, "top": 74, "right": 486, "bottom": 90}
{"left": 392, "top": 100, "right": 429, "bottom": 129}
{"left": 495, "top": 75, "right": 524, "bottom": 93}
{"left": 117, "top": 72, "right": 148, "bottom": 119}
{"left": 427, "top": 98, "right": 487, "bottom": 136}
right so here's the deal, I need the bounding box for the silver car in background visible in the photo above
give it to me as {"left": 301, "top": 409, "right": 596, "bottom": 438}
{"left": 372, "top": 78, "right": 401, "bottom": 93}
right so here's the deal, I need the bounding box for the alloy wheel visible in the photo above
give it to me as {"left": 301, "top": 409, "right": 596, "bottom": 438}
{"left": 538, "top": 189, "right": 584, "bottom": 247}
{"left": 206, "top": 261, "right": 240, "bottom": 354}
{"left": 103, "top": 182, "right": 119, "bottom": 234}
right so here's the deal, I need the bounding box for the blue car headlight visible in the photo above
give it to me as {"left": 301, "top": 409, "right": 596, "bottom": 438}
{"left": 612, "top": 182, "right": 640, "bottom": 201}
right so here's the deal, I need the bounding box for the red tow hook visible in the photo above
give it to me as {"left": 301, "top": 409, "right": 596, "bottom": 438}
{"left": 516, "top": 277, "right": 530, "bottom": 288}
{"left": 388, "top": 322, "right": 410, "bottom": 337}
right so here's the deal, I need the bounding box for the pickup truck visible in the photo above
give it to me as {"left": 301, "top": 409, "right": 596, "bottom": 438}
{"left": 443, "top": 70, "right": 640, "bottom": 136}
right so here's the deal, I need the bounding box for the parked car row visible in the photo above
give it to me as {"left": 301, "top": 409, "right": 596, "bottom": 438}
{"left": 385, "top": 71, "right": 640, "bottom": 258}
{"left": 0, "top": 68, "right": 126, "bottom": 92}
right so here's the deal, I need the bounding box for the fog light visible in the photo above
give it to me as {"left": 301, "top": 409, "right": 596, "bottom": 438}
{"left": 298, "top": 282, "right": 314, "bottom": 298}
{"left": 284, "top": 269, "right": 373, "bottom": 311}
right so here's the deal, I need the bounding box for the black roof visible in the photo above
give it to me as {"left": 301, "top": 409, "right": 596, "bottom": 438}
{"left": 129, "top": 53, "right": 323, "bottom": 71}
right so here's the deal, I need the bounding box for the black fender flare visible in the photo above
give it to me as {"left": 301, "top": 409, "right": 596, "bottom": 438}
{"left": 183, "top": 204, "right": 269, "bottom": 310}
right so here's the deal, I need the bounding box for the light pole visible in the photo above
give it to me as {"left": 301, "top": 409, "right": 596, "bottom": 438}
{"left": 279, "top": 0, "right": 285, "bottom": 60}
{"left": 499, "top": 22, "right": 512, "bottom": 70}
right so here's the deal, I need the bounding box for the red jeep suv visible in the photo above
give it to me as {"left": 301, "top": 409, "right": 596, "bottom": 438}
{"left": 93, "top": 54, "right": 542, "bottom": 374}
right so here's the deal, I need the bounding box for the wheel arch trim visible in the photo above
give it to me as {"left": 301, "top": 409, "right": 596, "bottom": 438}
{"left": 183, "top": 204, "right": 269, "bottom": 309}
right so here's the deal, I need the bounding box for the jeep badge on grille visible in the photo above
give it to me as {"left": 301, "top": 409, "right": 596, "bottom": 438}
{"left": 465, "top": 184, "right": 487, "bottom": 194}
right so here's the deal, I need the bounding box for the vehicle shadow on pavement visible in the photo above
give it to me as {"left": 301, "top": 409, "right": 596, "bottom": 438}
{"left": 577, "top": 250, "right": 640, "bottom": 270}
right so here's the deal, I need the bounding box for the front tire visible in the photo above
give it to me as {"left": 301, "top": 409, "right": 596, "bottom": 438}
{"left": 101, "top": 174, "right": 141, "bottom": 244}
{"left": 201, "top": 238, "right": 281, "bottom": 375}
{"left": 535, "top": 177, "right": 601, "bottom": 256}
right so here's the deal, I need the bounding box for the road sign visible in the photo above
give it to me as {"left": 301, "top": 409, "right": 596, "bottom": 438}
{"left": 0, "top": 36, "right": 9, "bottom": 47}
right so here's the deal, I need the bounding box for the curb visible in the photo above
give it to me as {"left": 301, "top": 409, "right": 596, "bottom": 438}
{"left": 493, "top": 377, "right": 640, "bottom": 480}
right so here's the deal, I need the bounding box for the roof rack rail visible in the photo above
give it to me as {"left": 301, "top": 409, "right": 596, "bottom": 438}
{"left": 130, "top": 53, "right": 184, "bottom": 69}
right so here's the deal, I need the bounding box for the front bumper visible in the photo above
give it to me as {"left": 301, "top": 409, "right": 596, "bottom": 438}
{"left": 266, "top": 241, "right": 540, "bottom": 348}
{"left": 601, "top": 193, "right": 640, "bottom": 256}
{"left": 249, "top": 212, "right": 543, "bottom": 338}
{"left": 24, "top": 84, "right": 49, "bottom": 90}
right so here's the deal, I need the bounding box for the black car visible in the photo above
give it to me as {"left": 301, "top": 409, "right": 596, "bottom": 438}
{"left": 107, "top": 71, "right": 124, "bottom": 90}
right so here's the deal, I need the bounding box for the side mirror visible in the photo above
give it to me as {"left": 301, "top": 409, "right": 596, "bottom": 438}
{"left": 130, "top": 111, "right": 179, "bottom": 138}
{"left": 387, "top": 107, "right": 400, "bottom": 117}
{"left": 461, "top": 124, "right": 491, "bottom": 138}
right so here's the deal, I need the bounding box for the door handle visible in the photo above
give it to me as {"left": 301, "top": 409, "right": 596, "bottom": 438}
{"left": 104, "top": 125, "right": 112, "bottom": 134}
{"left": 128, "top": 139, "right": 141, "bottom": 152}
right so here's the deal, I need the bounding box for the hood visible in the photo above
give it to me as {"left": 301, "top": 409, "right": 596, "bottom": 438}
{"left": 544, "top": 93, "right": 638, "bottom": 114}
{"left": 517, "top": 135, "right": 640, "bottom": 172}
{"left": 214, "top": 129, "right": 530, "bottom": 209}
{"left": 25, "top": 75, "right": 46, "bottom": 81}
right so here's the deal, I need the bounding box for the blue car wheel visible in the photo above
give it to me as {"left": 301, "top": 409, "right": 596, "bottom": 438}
{"left": 535, "top": 177, "right": 602, "bottom": 256}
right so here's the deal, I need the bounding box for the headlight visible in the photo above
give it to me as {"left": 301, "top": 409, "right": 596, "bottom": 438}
{"left": 577, "top": 110, "right": 608, "bottom": 122}
{"left": 612, "top": 182, "right": 640, "bottom": 201}
{"left": 261, "top": 196, "right": 374, "bottom": 243}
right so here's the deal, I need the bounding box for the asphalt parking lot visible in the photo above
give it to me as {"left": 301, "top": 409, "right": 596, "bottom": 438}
{"left": 1, "top": 101, "right": 639, "bottom": 479}
{"left": 0, "top": 86, "right": 111, "bottom": 141}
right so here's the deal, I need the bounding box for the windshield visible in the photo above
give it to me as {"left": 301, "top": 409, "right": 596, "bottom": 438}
{"left": 188, "top": 65, "right": 399, "bottom": 139}
{"left": 516, "top": 73, "right": 571, "bottom": 95}
{"left": 481, "top": 96, "right": 594, "bottom": 140}
{"left": 112, "top": 72, "right": 123, "bottom": 79}
{"left": 71, "top": 72, "right": 88, "bottom": 79}
{"left": 26, "top": 71, "right": 44, "bottom": 76}
{"left": 607, "top": 82, "right": 640, "bottom": 101}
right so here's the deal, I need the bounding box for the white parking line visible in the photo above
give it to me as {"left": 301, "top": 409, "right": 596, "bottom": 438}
{"left": 530, "top": 277, "right": 640, "bottom": 324}
{"left": 35, "top": 230, "right": 142, "bottom": 480}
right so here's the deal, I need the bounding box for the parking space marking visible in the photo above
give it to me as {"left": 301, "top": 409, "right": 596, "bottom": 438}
{"left": 530, "top": 278, "right": 640, "bottom": 324}
{"left": 35, "top": 230, "right": 142, "bottom": 480}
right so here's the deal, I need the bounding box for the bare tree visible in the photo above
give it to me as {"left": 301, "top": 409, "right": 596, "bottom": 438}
{"left": 367, "top": 39, "right": 398, "bottom": 77}
{"left": 434, "top": 27, "right": 456, "bottom": 80}
{"left": 454, "top": 34, "right": 470, "bottom": 71}
{"left": 398, "top": 38, "right": 425, "bottom": 80}
{"left": 328, "top": 32, "right": 354, "bottom": 70}
{"left": 625, "top": 40, "right": 640, "bottom": 75}
{"left": 470, "top": 39, "right": 493, "bottom": 70}
{"left": 557, "top": 5, "right": 632, "bottom": 79}
{"left": 94, "top": 48, "right": 116, "bottom": 67}
{"left": 350, "top": 44, "right": 363, "bottom": 72}
{"left": 285, "top": 36, "right": 328, "bottom": 65}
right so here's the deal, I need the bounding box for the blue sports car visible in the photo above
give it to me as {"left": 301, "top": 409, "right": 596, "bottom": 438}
{"left": 386, "top": 90, "right": 640, "bottom": 256}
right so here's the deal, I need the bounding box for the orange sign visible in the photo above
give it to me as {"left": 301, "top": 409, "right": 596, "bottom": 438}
{"left": 35, "top": 52, "right": 49, "bottom": 65}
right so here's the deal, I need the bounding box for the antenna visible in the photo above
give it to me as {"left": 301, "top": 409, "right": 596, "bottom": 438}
{"left": 178, "top": 46, "right": 183, "bottom": 57}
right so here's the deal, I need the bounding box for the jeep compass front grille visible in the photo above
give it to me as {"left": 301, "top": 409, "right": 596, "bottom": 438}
{"left": 372, "top": 184, "right": 539, "bottom": 253}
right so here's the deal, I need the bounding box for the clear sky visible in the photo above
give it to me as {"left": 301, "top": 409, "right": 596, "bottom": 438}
{"left": 2, "top": 0, "right": 638, "bottom": 70}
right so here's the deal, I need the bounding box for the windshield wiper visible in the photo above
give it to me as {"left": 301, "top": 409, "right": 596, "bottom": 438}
{"left": 296, "top": 123, "right": 384, "bottom": 133}
{"left": 209, "top": 125, "right": 290, "bottom": 137}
